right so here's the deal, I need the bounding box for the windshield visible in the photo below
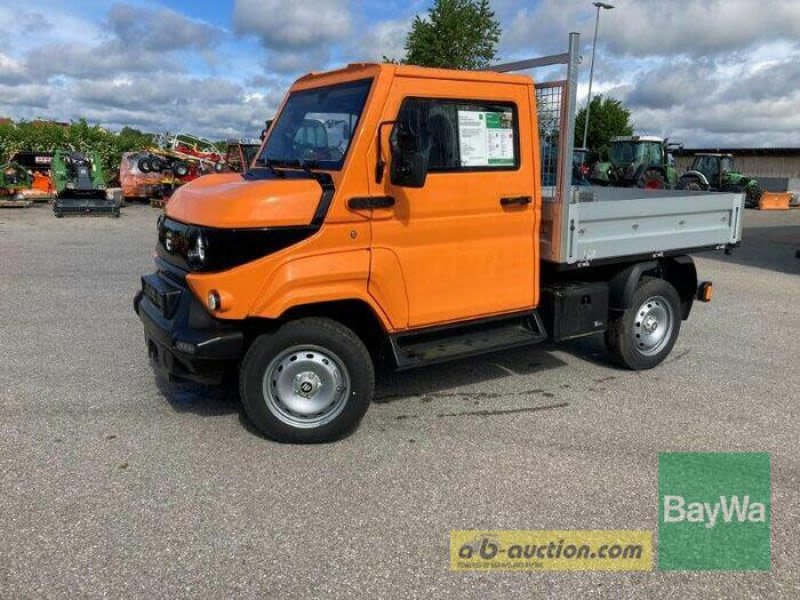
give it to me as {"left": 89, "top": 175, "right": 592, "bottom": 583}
{"left": 258, "top": 78, "right": 372, "bottom": 170}
{"left": 610, "top": 142, "right": 645, "bottom": 164}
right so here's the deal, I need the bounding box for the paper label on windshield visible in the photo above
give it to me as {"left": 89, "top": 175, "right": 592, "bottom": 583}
{"left": 458, "top": 110, "right": 515, "bottom": 167}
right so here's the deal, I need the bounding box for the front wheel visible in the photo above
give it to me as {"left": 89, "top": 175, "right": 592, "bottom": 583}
{"left": 239, "top": 318, "right": 375, "bottom": 443}
{"left": 605, "top": 277, "right": 682, "bottom": 370}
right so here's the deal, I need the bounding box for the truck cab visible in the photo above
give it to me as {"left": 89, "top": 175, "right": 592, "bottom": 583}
{"left": 134, "top": 43, "right": 740, "bottom": 443}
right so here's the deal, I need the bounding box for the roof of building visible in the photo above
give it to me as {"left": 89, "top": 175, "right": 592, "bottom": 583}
{"left": 674, "top": 147, "right": 800, "bottom": 156}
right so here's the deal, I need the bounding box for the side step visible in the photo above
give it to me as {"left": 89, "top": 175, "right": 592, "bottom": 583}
{"left": 389, "top": 311, "right": 547, "bottom": 370}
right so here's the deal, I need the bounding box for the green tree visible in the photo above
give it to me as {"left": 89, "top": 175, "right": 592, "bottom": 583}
{"left": 574, "top": 95, "right": 634, "bottom": 158}
{"left": 401, "top": 0, "right": 501, "bottom": 70}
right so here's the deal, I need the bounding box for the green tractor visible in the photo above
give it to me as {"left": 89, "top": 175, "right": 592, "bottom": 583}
{"left": 52, "top": 150, "right": 119, "bottom": 217}
{"left": 590, "top": 136, "right": 681, "bottom": 189}
{"left": 677, "top": 153, "right": 762, "bottom": 208}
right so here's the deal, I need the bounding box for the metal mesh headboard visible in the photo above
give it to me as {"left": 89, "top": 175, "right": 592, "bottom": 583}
{"left": 535, "top": 81, "right": 566, "bottom": 201}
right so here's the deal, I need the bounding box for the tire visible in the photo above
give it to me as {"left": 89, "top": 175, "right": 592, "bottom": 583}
{"left": 172, "top": 161, "right": 189, "bottom": 177}
{"left": 138, "top": 157, "right": 152, "bottom": 173}
{"left": 640, "top": 169, "right": 666, "bottom": 190}
{"left": 605, "top": 277, "right": 682, "bottom": 370}
{"left": 149, "top": 157, "right": 164, "bottom": 172}
{"left": 239, "top": 318, "right": 375, "bottom": 443}
{"left": 677, "top": 177, "right": 705, "bottom": 192}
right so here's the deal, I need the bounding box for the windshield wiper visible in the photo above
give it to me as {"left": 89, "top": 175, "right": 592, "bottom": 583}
{"left": 277, "top": 158, "right": 324, "bottom": 180}
{"left": 261, "top": 158, "right": 286, "bottom": 178}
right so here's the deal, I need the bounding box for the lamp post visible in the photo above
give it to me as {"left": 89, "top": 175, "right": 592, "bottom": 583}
{"left": 581, "top": 1, "right": 614, "bottom": 150}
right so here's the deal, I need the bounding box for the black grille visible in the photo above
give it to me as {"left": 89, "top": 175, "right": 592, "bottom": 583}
{"left": 156, "top": 217, "right": 315, "bottom": 273}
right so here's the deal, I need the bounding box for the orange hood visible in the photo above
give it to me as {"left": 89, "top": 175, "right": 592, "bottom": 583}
{"left": 165, "top": 173, "right": 323, "bottom": 228}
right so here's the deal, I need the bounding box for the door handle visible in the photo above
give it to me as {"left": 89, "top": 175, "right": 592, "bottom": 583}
{"left": 500, "top": 196, "right": 532, "bottom": 207}
{"left": 348, "top": 196, "right": 395, "bottom": 210}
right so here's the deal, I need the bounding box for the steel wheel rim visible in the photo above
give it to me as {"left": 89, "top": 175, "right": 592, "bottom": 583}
{"left": 633, "top": 295, "right": 674, "bottom": 356}
{"left": 262, "top": 345, "right": 351, "bottom": 429}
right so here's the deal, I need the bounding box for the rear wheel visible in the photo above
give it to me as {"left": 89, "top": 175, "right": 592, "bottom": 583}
{"left": 677, "top": 176, "right": 705, "bottom": 191}
{"left": 640, "top": 169, "right": 666, "bottom": 190}
{"left": 239, "top": 318, "right": 374, "bottom": 443}
{"left": 605, "top": 277, "right": 682, "bottom": 370}
{"left": 138, "top": 157, "right": 152, "bottom": 173}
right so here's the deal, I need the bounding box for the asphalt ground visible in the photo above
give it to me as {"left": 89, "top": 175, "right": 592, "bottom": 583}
{"left": 1, "top": 202, "right": 799, "bottom": 599}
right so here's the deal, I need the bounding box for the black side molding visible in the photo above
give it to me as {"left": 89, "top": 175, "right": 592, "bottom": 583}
{"left": 389, "top": 310, "right": 546, "bottom": 370}
{"left": 348, "top": 196, "right": 395, "bottom": 210}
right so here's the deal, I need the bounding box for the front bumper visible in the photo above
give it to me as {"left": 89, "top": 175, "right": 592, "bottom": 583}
{"left": 134, "top": 267, "right": 244, "bottom": 384}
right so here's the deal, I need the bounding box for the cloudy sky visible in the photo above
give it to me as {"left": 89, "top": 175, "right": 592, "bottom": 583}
{"left": 1, "top": 0, "right": 799, "bottom": 146}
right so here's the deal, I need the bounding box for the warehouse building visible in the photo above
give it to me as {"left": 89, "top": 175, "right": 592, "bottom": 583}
{"left": 674, "top": 147, "right": 800, "bottom": 192}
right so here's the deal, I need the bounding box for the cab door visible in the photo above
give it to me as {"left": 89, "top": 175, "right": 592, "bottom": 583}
{"left": 368, "top": 77, "right": 536, "bottom": 328}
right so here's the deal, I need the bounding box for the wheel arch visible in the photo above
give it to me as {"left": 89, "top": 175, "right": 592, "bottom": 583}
{"left": 243, "top": 299, "right": 389, "bottom": 363}
{"left": 608, "top": 256, "right": 697, "bottom": 319}
{"left": 680, "top": 170, "right": 710, "bottom": 187}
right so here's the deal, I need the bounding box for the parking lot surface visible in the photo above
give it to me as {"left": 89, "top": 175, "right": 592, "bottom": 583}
{"left": 1, "top": 204, "right": 799, "bottom": 598}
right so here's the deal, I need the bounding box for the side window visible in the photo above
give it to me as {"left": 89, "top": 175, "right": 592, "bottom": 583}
{"left": 396, "top": 98, "right": 519, "bottom": 171}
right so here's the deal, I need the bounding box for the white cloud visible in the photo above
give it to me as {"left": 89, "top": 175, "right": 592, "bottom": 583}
{"left": 107, "top": 3, "right": 222, "bottom": 52}
{"left": 356, "top": 18, "right": 411, "bottom": 62}
{"left": 0, "top": 53, "right": 28, "bottom": 85}
{"left": 233, "top": 0, "right": 352, "bottom": 50}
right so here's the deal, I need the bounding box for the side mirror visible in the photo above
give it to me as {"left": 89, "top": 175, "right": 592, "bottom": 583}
{"left": 389, "top": 122, "right": 428, "bottom": 188}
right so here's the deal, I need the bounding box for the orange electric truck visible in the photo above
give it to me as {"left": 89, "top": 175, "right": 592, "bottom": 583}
{"left": 134, "top": 34, "right": 742, "bottom": 442}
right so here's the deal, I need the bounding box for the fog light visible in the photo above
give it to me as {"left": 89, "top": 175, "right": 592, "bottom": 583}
{"left": 208, "top": 290, "right": 221, "bottom": 311}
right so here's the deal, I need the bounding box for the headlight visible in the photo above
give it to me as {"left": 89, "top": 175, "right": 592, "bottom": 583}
{"left": 187, "top": 231, "right": 207, "bottom": 269}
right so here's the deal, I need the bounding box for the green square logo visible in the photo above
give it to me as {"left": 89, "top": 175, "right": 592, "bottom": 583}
{"left": 658, "top": 452, "right": 771, "bottom": 571}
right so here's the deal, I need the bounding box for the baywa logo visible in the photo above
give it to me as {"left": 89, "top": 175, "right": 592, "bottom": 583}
{"left": 658, "top": 452, "right": 771, "bottom": 571}
{"left": 663, "top": 494, "right": 766, "bottom": 529}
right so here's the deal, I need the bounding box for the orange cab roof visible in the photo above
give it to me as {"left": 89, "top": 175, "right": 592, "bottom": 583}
{"left": 295, "top": 62, "right": 534, "bottom": 88}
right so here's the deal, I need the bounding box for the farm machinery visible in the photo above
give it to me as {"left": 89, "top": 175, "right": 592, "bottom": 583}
{"left": 590, "top": 136, "right": 681, "bottom": 189}
{"left": 133, "top": 133, "right": 226, "bottom": 204}
{"left": 223, "top": 138, "right": 261, "bottom": 174}
{"left": 677, "top": 153, "right": 763, "bottom": 207}
{"left": 9, "top": 152, "right": 55, "bottom": 201}
{"left": 0, "top": 161, "right": 34, "bottom": 207}
{"left": 52, "top": 149, "right": 119, "bottom": 217}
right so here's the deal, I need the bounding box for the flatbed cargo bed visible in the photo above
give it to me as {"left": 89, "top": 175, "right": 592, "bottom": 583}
{"left": 541, "top": 186, "right": 743, "bottom": 266}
